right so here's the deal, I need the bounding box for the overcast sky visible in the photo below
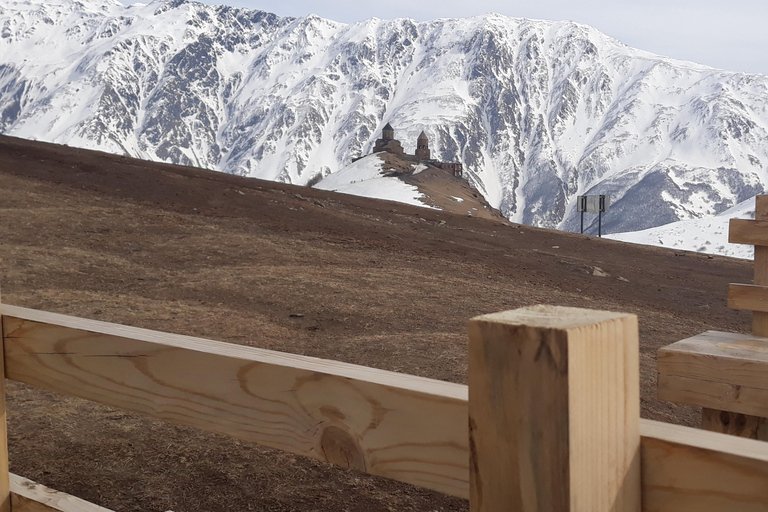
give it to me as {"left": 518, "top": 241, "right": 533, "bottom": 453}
{"left": 137, "top": 0, "right": 768, "bottom": 75}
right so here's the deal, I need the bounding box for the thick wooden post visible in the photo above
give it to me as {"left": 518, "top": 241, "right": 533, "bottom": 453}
{"left": 468, "top": 305, "right": 640, "bottom": 512}
{"left": 0, "top": 288, "right": 10, "bottom": 512}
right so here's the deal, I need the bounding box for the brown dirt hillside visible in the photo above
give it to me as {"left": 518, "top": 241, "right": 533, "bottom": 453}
{"left": 0, "top": 133, "right": 754, "bottom": 511}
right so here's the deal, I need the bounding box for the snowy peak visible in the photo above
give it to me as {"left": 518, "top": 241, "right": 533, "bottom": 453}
{"left": 1, "top": 0, "right": 768, "bottom": 237}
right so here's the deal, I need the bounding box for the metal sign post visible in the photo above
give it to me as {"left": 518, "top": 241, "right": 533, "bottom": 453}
{"left": 577, "top": 196, "right": 587, "bottom": 234}
{"left": 576, "top": 195, "right": 610, "bottom": 237}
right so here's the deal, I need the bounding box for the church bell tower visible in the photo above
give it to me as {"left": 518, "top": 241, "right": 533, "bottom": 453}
{"left": 415, "top": 131, "right": 430, "bottom": 160}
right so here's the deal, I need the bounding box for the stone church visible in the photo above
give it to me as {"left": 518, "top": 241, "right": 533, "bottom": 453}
{"left": 371, "top": 123, "right": 463, "bottom": 177}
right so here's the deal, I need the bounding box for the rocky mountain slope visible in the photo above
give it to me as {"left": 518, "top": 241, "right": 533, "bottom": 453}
{"left": 2, "top": 0, "right": 767, "bottom": 234}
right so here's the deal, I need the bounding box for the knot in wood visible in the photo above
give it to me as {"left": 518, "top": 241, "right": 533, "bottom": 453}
{"left": 320, "top": 426, "right": 366, "bottom": 472}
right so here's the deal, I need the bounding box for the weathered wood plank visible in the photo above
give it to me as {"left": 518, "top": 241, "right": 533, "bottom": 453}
{"left": 756, "top": 196, "right": 768, "bottom": 221}
{"left": 640, "top": 419, "right": 768, "bottom": 511}
{"left": 0, "top": 305, "right": 469, "bottom": 498}
{"left": 658, "top": 374, "right": 768, "bottom": 418}
{"left": 658, "top": 330, "right": 768, "bottom": 390}
{"left": 10, "top": 474, "right": 113, "bottom": 512}
{"left": 702, "top": 408, "right": 768, "bottom": 441}
{"left": 729, "top": 283, "right": 768, "bottom": 313}
{"left": 657, "top": 331, "right": 768, "bottom": 417}
{"left": 754, "top": 246, "right": 768, "bottom": 335}
{"left": 0, "top": 293, "right": 10, "bottom": 512}
{"left": 468, "top": 306, "right": 640, "bottom": 512}
{"left": 729, "top": 218, "right": 768, "bottom": 246}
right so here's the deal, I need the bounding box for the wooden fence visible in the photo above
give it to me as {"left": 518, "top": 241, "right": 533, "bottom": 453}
{"left": 658, "top": 195, "right": 768, "bottom": 440}
{"left": 2, "top": 301, "right": 768, "bottom": 511}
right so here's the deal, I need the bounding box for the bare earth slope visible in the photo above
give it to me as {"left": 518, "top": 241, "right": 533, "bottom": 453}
{"left": 0, "top": 134, "right": 754, "bottom": 511}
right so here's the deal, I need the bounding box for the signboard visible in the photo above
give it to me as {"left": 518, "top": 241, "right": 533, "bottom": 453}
{"left": 576, "top": 195, "right": 609, "bottom": 213}
{"left": 577, "top": 194, "right": 610, "bottom": 237}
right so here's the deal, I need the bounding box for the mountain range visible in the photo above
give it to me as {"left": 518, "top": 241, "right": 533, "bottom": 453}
{"left": 1, "top": 0, "right": 767, "bottom": 235}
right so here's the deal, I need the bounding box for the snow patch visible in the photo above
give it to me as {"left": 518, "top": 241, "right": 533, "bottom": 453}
{"left": 607, "top": 196, "right": 755, "bottom": 259}
{"left": 314, "top": 156, "right": 436, "bottom": 209}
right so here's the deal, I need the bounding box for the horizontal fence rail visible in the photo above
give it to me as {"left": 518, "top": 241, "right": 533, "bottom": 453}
{"left": 10, "top": 474, "right": 114, "bottom": 512}
{"left": 640, "top": 420, "right": 768, "bottom": 511}
{"left": 1, "top": 305, "right": 469, "bottom": 498}
{"left": 3, "top": 304, "right": 768, "bottom": 510}
{"left": 658, "top": 331, "right": 768, "bottom": 418}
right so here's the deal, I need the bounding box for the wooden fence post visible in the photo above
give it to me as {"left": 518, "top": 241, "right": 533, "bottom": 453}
{"left": 0, "top": 287, "right": 10, "bottom": 512}
{"left": 468, "top": 305, "right": 640, "bottom": 512}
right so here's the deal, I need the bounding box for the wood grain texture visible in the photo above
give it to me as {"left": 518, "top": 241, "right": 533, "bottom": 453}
{"left": 468, "top": 305, "right": 640, "bottom": 512}
{"left": 729, "top": 219, "right": 768, "bottom": 246}
{"left": 702, "top": 408, "right": 768, "bottom": 441}
{"left": 640, "top": 419, "right": 768, "bottom": 511}
{"left": 0, "top": 305, "right": 469, "bottom": 498}
{"left": 658, "top": 374, "right": 768, "bottom": 417}
{"left": 657, "top": 331, "right": 768, "bottom": 439}
{"left": 729, "top": 283, "right": 768, "bottom": 313}
{"left": 753, "top": 313, "right": 768, "bottom": 338}
{"left": 756, "top": 196, "right": 768, "bottom": 221}
{"left": 0, "top": 294, "right": 10, "bottom": 512}
{"left": 739, "top": 197, "right": 768, "bottom": 429}
{"left": 700, "top": 199, "right": 768, "bottom": 433}
{"left": 658, "top": 331, "right": 768, "bottom": 389}
{"left": 657, "top": 331, "right": 768, "bottom": 417}
{"left": 753, "top": 246, "right": 768, "bottom": 336}
{"left": 10, "top": 303, "right": 768, "bottom": 509}
{"left": 10, "top": 474, "right": 113, "bottom": 512}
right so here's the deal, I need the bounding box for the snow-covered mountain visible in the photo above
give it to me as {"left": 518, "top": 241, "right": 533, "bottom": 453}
{"left": 606, "top": 197, "right": 755, "bottom": 259}
{"left": 2, "top": 0, "right": 767, "bottom": 234}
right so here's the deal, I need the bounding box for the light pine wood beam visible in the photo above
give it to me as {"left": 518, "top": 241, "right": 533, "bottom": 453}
{"left": 729, "top": 283, "right": 768, "bottom": 313}
{"left": 658, "top": 330, "right": 768, "bottom": 389}
{"left": 0, "top": 291, "right": 10, "bottom": 512}
{"left": 640, "top": 419, "right": 768, "bottom": 511}
{"left": 658, "top": 331, "right": 768, "bottom": 419}
{"left": 467, "top": 305, "right": 641, "bottom": 512}
{"left": 0, "top": 304, "right": 469, "bottom": 498}
{"left": 8, "top": 303, "right": 768, "bottom": 509}
{"left": 701, "top": 409, "right": 768, "bottom": 441}
{"left": 10, "top": 474, "right": 114, "bottom": 512}
{"left": 658, "top": 374, "right": 768, "bottom": 418}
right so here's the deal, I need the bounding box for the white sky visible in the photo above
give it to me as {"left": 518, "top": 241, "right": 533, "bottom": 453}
{"left": 133, "top": 0, "right": 768, "bottom": 75}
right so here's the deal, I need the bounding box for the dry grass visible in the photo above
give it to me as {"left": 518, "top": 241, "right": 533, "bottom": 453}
{"left": 0, "top": 134, "right": 756, "bottom": 511}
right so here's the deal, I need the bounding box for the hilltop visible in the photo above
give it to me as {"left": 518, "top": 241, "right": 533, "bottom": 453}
{"left": 315, "top": 152, "right": 503, "bottom": 220}
{"left": 0, "top": 134, "right": 754, "bottom": 511}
